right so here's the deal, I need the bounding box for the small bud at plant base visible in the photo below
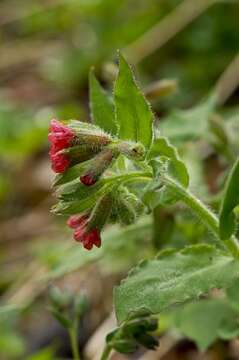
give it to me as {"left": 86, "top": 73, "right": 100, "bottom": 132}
{"left": 80, "top": 147, "right": 119, "bottom": 186}
{"left": 74, "top": 292, "right": 88, "bottom": 316}
{"left": 49, "top": 286, "right": 73, "bottom": 310}
{"left": 117, "top": 141, "right": 145, "bottom": 161}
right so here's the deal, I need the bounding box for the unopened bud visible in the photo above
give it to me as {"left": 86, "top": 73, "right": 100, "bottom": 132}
{"left": 68, "top": 120, "right": 112, "bottom": 148}
{"left": 61, "top": 144, "right": 101, "bottom": 166}
{"left": 80, "top": 147, "right": 119, "bottom": 186}
{"left": 49, "top": 286, "right": 73, "bottom": 310}
{"left": 116, "top": 187, "right": 144, "bottom": 225}
{"left": 117, "top": 141, "right": 145, "bottom": 161}
{"left": 74, "top": 292, "right": 88, "bottom": 316}
{"left": 87, "top": 193, "right": 113, "bottom": 232}
{"left": 48, "top": 119, "right": 75, "bottom": 173}
{"left": 70, "top": 194, "right": 113, "bottom": 250}
{"left": 67, "top": 214, "right": 88, "bottom": 229}
{"left": 49, "top": 119, "right": 112, "bottom": 173}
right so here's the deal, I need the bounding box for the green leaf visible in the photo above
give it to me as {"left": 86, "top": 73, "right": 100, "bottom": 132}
{"left": 226, "top": 278, "right": 239, "bottom": 312}
{"left": 114, "top": 53, "right": 153, "bottom": 149}
{"left": 52, "top": 181, "right": 112, "bottom": 215}
{"left": 53, "top": 162, "right": 89, "bottom": 187}
{"left": 114, "top": 244, "right": 239, "bottom": 323}
{"left": 219, "top": 157, "right": 239, "bottom": 240}
{"left": 167, "top": 278, "right": 239, "bottom": 351}
{"left": 54, "top": 172, "right": 148, "bottom": 216}
{"left": 160, "top": 95, "right": 216, "bottom": 143}
{"left": 143, "top": 137, "right": 189, "bottom": 209}
{"left": 172, "top": 299, "right": 237, "bottom": 351}
{"left": 89, "top": 69, "right": 118, "bottom": 135}
{"left": 148, "top": 136, "right": 189, "bottom": 187}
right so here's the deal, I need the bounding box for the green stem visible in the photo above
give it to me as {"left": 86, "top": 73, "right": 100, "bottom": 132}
{"left": 69, "top": 322, "right": 80, "bottom": 360}
{"left": 153, "top": 205, "right": 174, "bottom": 250}
{"left": 100, "top": 344, "right": 112, "bottom": 360}
{"left": 162, "top": 175, "right": 239, "bottom": 257}
{"left": 112, "top": 171, "right": 152, "bottom": 183}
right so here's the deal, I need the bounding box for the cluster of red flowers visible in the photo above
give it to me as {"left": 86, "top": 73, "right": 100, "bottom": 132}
{"left": 48, "top": 119, "right": 75, "bottom": 173}
{"left": 67, "top": 214, "right": 101, "bottom": 250}
{"left": 48, "top": 119, "right": 113, "bottom": 250}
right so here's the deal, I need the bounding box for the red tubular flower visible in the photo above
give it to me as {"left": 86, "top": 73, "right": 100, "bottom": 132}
{"left": 73, "top": 225, "right": 101, "bottom": 250}
{"left": 48, "top": 119, "right": 75, "bottom": 173}
{"left": 50, "top": 152, "right": 70, "bottom": 173}
{"left": 48, "top": 119, "right": 75, "bottom": 151}
{"left": 69, "top": 213, "right": 102, "bottom": 250}
{"left": 82, "top": 229, "right": 101, "bottom": 250}
{"left": 67, "top": 214, "right": 88, "bottom": 229}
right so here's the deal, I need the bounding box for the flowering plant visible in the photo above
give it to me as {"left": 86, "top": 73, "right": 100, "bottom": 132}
{"left": 50, "top": 54, "right": 239, "bottom": 358}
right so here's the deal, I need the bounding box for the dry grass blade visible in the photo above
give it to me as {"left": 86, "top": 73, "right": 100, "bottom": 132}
{"left": 123, "top": 0, "right": 217, "bottom": 64}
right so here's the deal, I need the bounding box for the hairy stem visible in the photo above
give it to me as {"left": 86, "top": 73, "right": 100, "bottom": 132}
{"left": 162, "top": 175, "right": 239, "bottom": 257}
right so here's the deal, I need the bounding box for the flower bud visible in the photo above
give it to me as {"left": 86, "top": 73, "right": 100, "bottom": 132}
{"left": 74, "top": 292, "right": 88, "bottom": 316}
{"left": 71, "top": 194, "right": 113, "bottom": 250}
{"left": 117, "top": 141, "right": 145, "bottom": 160}
{"left": 49, "top": 286, "right": 73, "bottom": 310}
{"left": 49, "top": 119, "right": 112, "bottom": 174}
{"left": 49, "top": 119, "right": 75, "bottom": 173}
{"left": 80, "top": 147, "right": 119, "bottom": 186}
{"left": 50, "top": 151, "right": 71, "bottom": 173}
{"left": 73, "top": 216, "right": 101, "bottom": 250}
{"left": 61, "top": 144, "right": 102, "bottom": 165}
{"left": 115, "top": 187, "right": 144, "bottom": 225}
{"left": 68, "top": 120, "right": 112, "bottom": 148}
{"left": 67, "top": 214, "right": 88, "bottom": 229}
{"left": 87, "top": 193, "right": 113, "bottom": 231}
{"left": 48, "top": 119, "right": 75, "bottom": 151}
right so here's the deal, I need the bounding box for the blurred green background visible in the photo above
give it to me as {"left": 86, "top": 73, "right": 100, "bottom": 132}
{"left": 0, "top": 0, "right": 239, "bottom": 359}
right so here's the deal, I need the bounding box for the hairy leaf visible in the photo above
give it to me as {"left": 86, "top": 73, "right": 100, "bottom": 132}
{"left": 148, "top": 137, "right": 189, "bottom": 187}
{"left": 172, "top": 299, "right": 237, "bottom": 351}
{"left": 89, "top": 70, "right": 118, "bottom": 135}
{"left": 166, "top": 278, "right": 239, "bottom": 351}
{"left": 143, "top": 137, "right": 189, "bottom": 209}
{"left": 219, "top": 157, "right": 239, "bottom": 240}
{"left": 53, "top": 162, "right": 89, "bottom": 187}
{"left": 114, "top": 244, "right": 239, "bottom": 323}
{"left": 52, "top": 182, "right": 112, "bottom": 215}
{"left": 160, "top": 95, "right": 216, "bottom": 143}
{"left": 114, "top": 54, "right": 153, "bottom": 149}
